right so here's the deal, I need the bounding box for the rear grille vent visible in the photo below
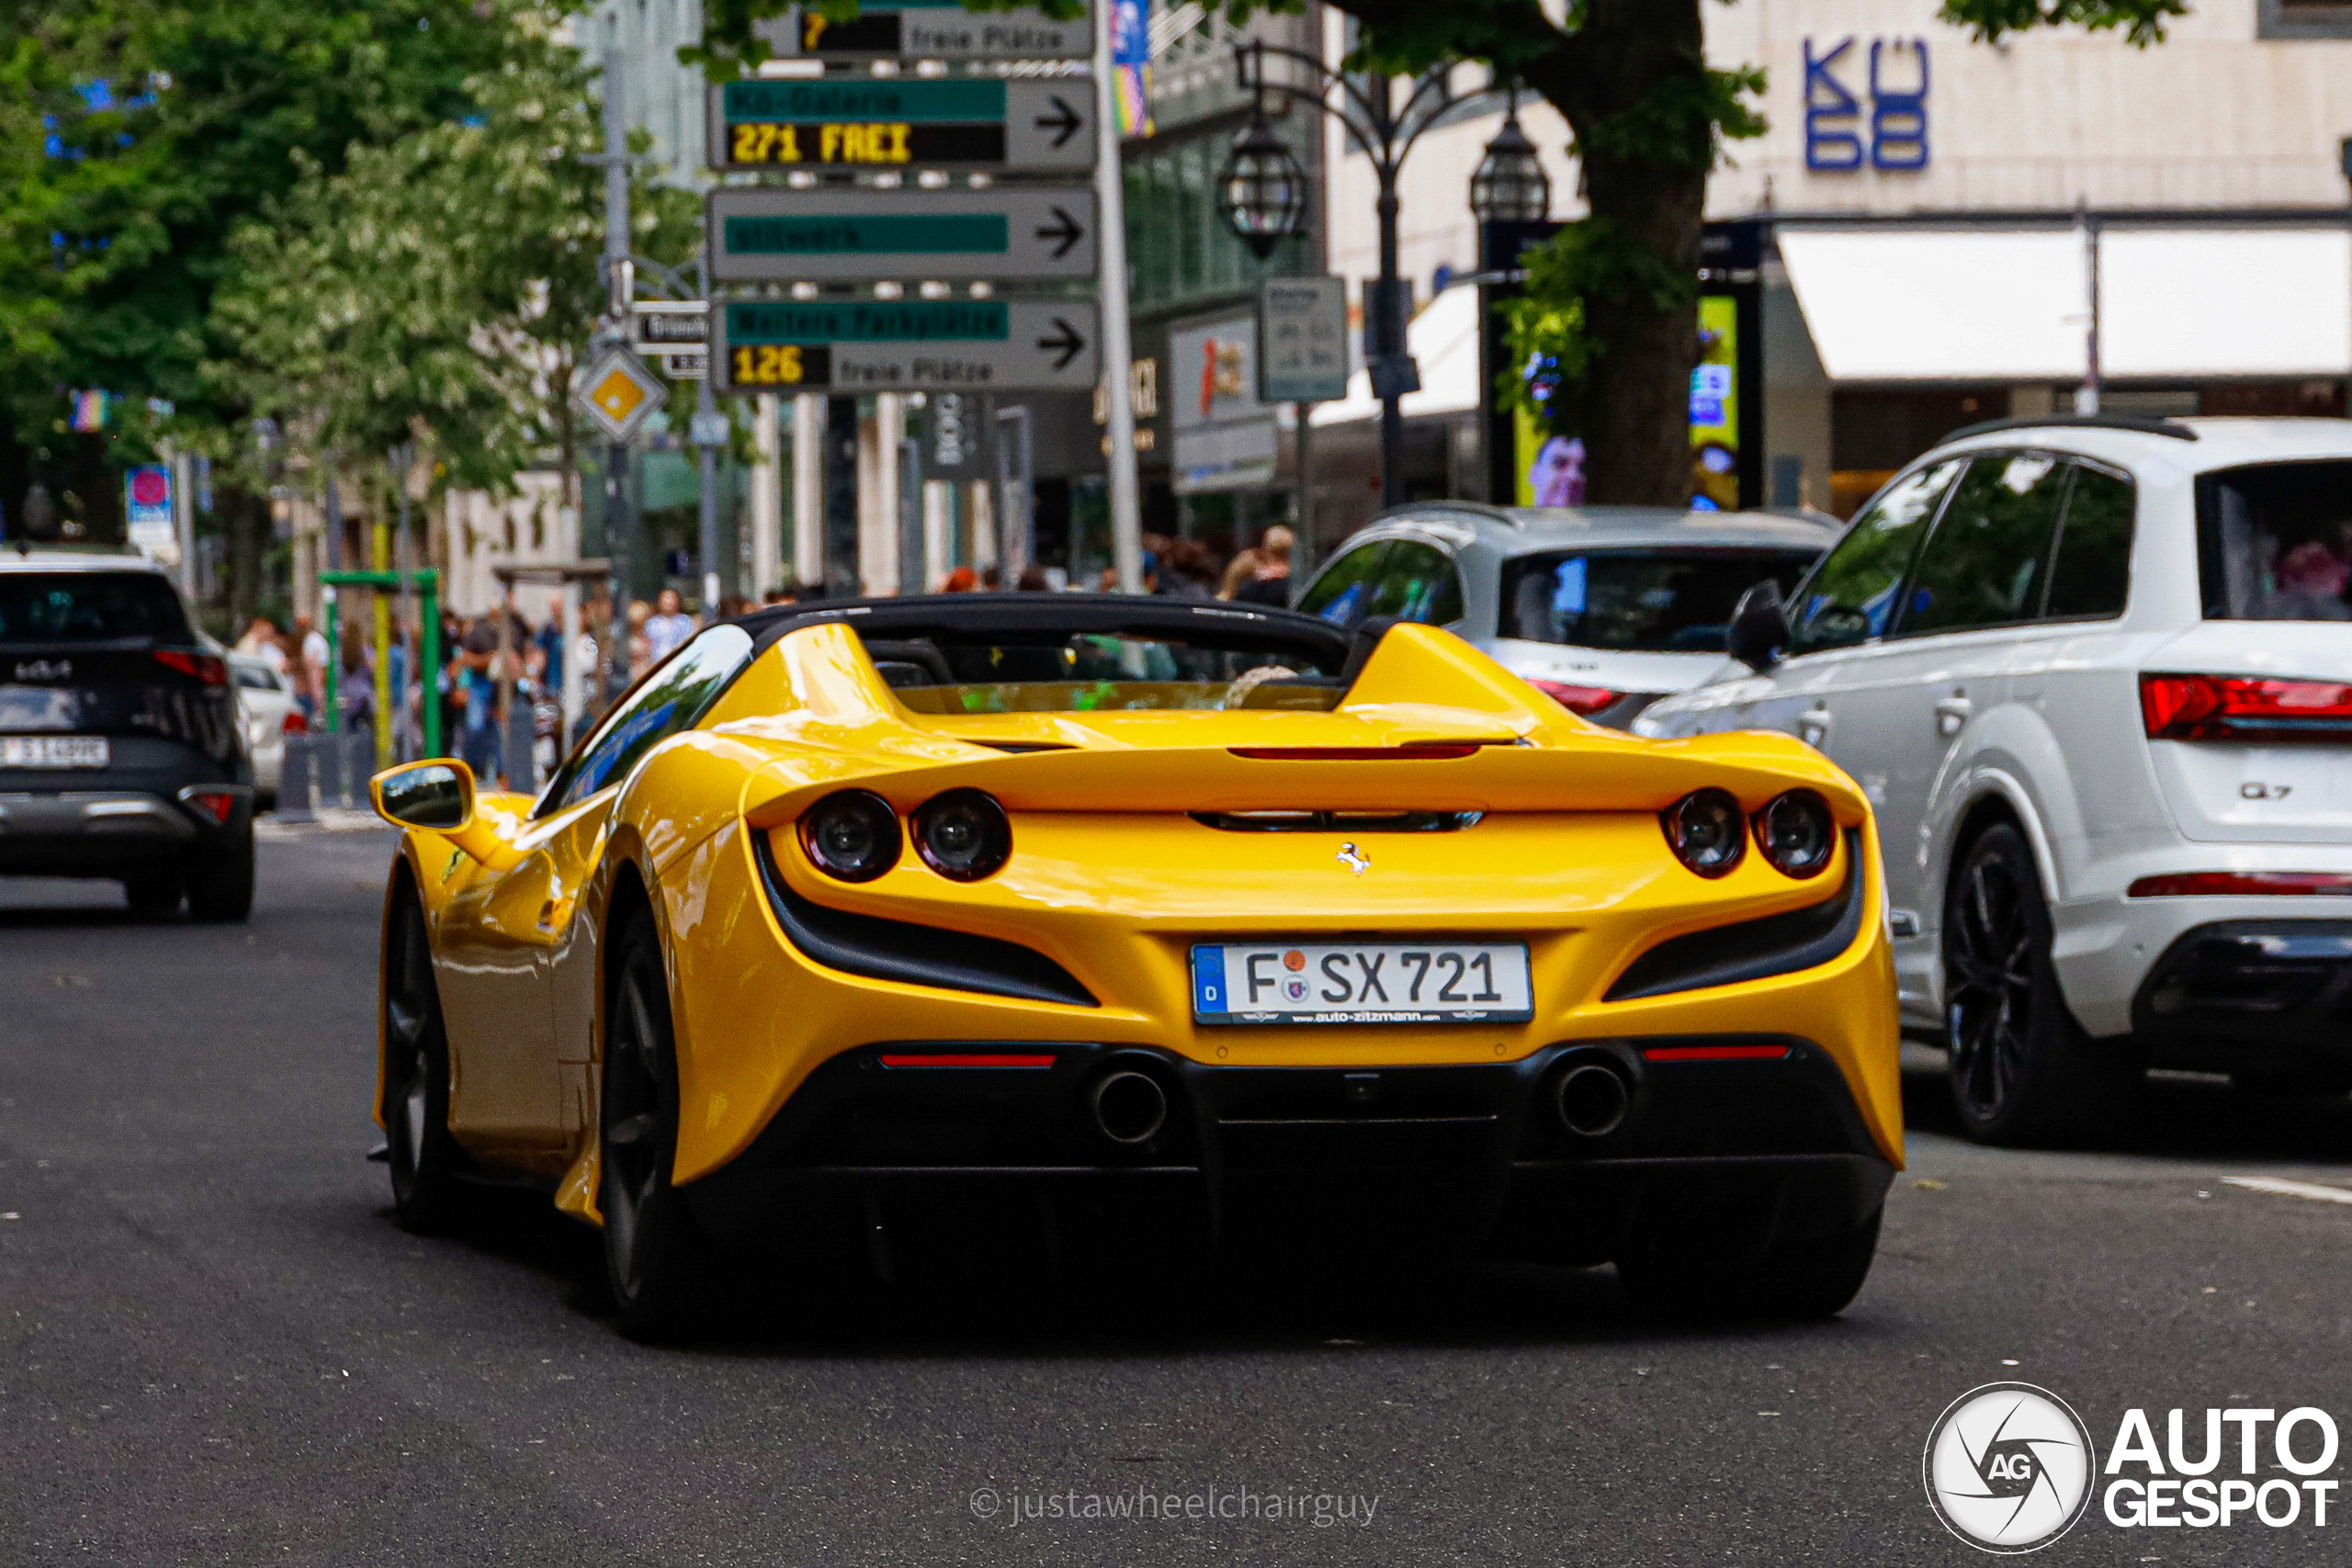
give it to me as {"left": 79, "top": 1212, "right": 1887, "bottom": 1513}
{"left": 1191, "top": 810, "right": 1482, "bottom": 833}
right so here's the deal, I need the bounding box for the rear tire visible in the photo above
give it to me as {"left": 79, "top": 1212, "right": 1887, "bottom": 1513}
{"left": 1941, "top": 823, "right": 2129, "bottom": 1145}
{"left": 187, "top": 827, "right": 255, "bottom": 923}
{"left": 384, "top": 891, "right": 465, "bottom": 1231}
{"left": 1617, "top": 1207, "right": 1882, "bottom": 1321}
{"left": 600, "top": 915, "right": 722, "bottom": 1339}
{"left": 122, "top": 874, "right": 184, "bottom": 918}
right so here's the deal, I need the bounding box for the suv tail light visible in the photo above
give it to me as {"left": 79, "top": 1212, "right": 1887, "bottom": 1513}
{"left": 2140, "top": 673, "right": 2352, "bottom": 743}
{"left": 153, "top": 649, "right": 229, "bottom": 687}
{"left": 1528, "top": 679, "right": 1619, "bottom": 716}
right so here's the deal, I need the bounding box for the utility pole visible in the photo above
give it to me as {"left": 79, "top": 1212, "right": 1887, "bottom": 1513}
{"left": 598, "top": 45, "right": 636, "bottom": 699}
{"left": 693, "top": 254, "right": 724, "bottom": 615}
{"left": 1093, "top": 1, "right": 1143, "bottom": 592}
{"left": 2076, "top": 200, "right": 2103, "bottom": 416}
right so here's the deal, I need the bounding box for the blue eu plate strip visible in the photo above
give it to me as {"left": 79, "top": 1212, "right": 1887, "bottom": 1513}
{"left": 1192, "top": 946, "right": 1227, "bottom": 1016}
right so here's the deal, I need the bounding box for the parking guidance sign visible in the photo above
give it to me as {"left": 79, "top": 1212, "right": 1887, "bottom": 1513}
{"left": 708, "top": 186, "right": 1099, "bottom": 282}
{"left": 708, "top": 78, "right": 1095, "bottom": 174}
{"left": 716, "top": 299, "right": 1101, "bottom": 396}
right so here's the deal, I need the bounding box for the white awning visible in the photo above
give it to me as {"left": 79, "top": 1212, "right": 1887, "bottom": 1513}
{"left": 1778, "top": 226, "right": 2352, "bottom": 383}
{"left": 1311, "top": 282, "right": 1483, "bottom": 426}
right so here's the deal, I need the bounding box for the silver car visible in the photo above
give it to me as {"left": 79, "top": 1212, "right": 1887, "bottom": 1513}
{"left": 1293, "top": 503, "right": 1839, "bottom": 727}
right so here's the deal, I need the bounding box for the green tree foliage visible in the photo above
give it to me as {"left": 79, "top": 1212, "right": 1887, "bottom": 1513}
{"left": 205, "top": 17, "right": 700, "bottom": 503}
{"left": 1, "top": 0, "right": 515, "bottom": 434}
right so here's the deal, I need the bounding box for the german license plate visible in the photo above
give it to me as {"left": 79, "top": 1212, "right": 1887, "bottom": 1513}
{"left": 0, "top": 735, "right": 107, "bottom": 769}
{"left": 1192, "top": 941, "right": 1533, "bottom": 1025}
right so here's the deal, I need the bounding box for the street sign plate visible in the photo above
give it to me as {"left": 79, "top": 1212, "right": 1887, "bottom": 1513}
{"left": 575, "top": 350, "right": 667, "bottom": 440}
{"left": 756, "top": 2, "right": 1092, "bottom": 62}
{"left": 1257, "top": 276, "right": 1351, "bottom": 403}
{"left": 632, "top": 300, "right": 709, "bottom": 348}
{"left": 660, "top": 353, "right": 709, "bottom": 380}
{"left": 708, "top": 186, "right": 1097, "bottom": 282}
{"left": 707, "top": 78, "right": 1095, "bottom": 174}
{"left": 714, "top": 299, "right": 1101, "bottom": 396}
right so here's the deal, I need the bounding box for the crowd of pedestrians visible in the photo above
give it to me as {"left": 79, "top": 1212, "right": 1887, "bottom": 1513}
{"left": 228, "top": 522, "right": 1295, "bottom": 793}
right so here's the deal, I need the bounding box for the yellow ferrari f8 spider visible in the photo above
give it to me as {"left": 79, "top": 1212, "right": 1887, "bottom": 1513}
{"left": 369, "top": 594, "right": 1900, "bottom": 1333}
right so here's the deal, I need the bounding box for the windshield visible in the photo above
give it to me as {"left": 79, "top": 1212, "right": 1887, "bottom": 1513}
{"left": 1498, "top": 548, "right": 1822, "bottom": 653}
{"left": 2200, "top": 461, "right": 2352, "bottom": 621}
{"left": 870, "top": 631, "right": 1347, "bottom": 714}
{"left": 0, "top": 571, "right": 194, "bottom": 645}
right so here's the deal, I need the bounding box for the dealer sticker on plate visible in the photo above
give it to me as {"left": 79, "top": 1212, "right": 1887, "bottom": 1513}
{"left": 0, "top": 735, "right": 107, "bottom": 769}
{"left": 1192, "top": 941, "right": 1533, "bottom": 1025}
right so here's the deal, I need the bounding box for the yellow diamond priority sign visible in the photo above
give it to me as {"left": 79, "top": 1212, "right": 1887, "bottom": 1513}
{"left": 576, "top": 349, "right": 667, "bottom": 441}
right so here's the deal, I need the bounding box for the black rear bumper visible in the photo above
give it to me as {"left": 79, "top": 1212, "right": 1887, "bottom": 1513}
{"left": 2133, "top": 920, "right": 2352, "bottom": 1077}
{"left": 684, "top": 1037, "right": 1894, "bottom": 1270}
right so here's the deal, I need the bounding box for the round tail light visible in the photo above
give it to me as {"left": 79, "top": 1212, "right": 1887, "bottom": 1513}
{"left": 1662, "top": 788, "right": 1746, "bottom": 878}
{"left": 913, "top": 788, "right": 1012, "bottom": 882}
{"left": 1754, "top": 789, "right": 1836, "bottom": 878}
{"left": 799, "top": 789, "right": 901, "bottom": 882}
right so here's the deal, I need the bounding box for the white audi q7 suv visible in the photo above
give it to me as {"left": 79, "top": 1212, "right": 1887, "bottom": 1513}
{"left": 1635, "top": 415, "right": 2352, "bottom": 1144}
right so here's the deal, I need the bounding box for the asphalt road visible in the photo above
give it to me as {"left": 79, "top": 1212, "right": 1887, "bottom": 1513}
{"left": 4, "top": 827, "right": 2351, "bottom": 1565}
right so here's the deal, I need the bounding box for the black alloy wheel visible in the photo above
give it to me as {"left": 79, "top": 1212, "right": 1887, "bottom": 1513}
{"left": 600, "top": 917, "right": 720, "bottom": 1338}
{"left": 383, "top": 890, "right": 464, "bottom": 1229}
{"left": 1942, "top": 823, "right": 2129, "bottom": 1145}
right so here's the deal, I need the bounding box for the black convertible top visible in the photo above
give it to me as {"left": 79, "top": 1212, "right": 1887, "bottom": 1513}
{"left": 738, "top": 592, "right": 1359, "bottom": 672}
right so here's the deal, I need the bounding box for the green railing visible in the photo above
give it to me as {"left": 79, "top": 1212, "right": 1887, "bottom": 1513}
{"left": 319, "top": 569, "right": 441, "bottom": 763}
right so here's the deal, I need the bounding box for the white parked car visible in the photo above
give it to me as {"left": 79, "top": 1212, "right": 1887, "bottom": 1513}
{"left": 1636, "top": 415, "right": 2352, "bottom": 1142}
{"left": 231, "top": 654, "right": 297, "bottom": 801}
{"left": 1292, "top": 503, "right": 1838, "bottom": 727}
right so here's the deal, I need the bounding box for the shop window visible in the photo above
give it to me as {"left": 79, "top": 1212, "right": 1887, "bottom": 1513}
{"left": 2260, "top": 0, "right": 2352, "bottom": 39}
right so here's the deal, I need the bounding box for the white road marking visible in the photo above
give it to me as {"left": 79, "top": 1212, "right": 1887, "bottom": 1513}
{"left": 2222, "top": 1175, "right": 2352, "bottom": 1206}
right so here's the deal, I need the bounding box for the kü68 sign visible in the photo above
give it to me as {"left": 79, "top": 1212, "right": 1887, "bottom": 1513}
{"left": 716, "top": 299, "right": 1102, "bottom": 397}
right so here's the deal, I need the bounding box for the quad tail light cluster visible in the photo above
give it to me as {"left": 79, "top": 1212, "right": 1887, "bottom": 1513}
{"left": 799, "top": 787, "right": 1012, "bottom": 884}
{"left": 1660, "top": 787, "right": 1837, "bottom": 880}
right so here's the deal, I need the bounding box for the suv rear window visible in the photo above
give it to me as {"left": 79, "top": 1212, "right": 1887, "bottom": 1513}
{"left": 2199, "top": 461, "right": 2352, "bottom": 620}
{"left": 1500, "top": 548, "right": 1822, "bottom": 653}
{"left": 0, "top": 571, "right": 194, "bottom": 644}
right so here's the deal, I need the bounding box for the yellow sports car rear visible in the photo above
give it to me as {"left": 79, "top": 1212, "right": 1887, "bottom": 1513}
{"left": 368, "top": 594, "right": 1900, "bottom": 1336}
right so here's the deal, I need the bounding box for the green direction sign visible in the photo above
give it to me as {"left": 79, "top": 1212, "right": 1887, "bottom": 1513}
{"left": 707, "top": 186, "right": 1097, "bottom": 282}
{"left": 715, "top": 299, "right": 1100, "bottom": 395}
{"left": 754, "top": 1, "right": 1092, "bottom": 62}
{"left": 707, "top": 78, "right": 1094, "bottom": 173}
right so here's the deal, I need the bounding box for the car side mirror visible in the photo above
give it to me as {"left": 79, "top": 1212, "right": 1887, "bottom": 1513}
{"left": 1726, "top": 581, "right": 1789, "bottom": 671}
{"left": 372, "top": 760, "right": 475, "bottom": 831}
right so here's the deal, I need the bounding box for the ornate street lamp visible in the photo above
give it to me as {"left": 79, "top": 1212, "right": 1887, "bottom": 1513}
{"left": 1469, "top": 95, "right": 1550, "bottom": 224}
{"left": 1216, "top": 112, "right": 1308, "bottom": 262}
{"left": 1215, "top": 41, "right": 1464, "bottom": 508}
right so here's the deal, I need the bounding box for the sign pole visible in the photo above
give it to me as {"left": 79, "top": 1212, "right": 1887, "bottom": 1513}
{"left": 1093, "top": 0, "right": 1142, "bottom": 593}
{"left": 602, "top": 46, "right": 635, "bottom": 703}
{"left": 694, "top": 254, "right": 723, "bottom": 615}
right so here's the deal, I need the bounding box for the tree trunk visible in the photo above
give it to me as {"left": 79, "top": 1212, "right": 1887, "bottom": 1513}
{"left": 1572, "top": 165, "right": 1703, "bottom": 507}
{"left": 1542, "top": 0, "right": 1709, "bottom": 507}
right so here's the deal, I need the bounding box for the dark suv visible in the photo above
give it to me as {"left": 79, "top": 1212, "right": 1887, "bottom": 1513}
{"left": 0, "top": 552, "right": 254, "bottom": 919}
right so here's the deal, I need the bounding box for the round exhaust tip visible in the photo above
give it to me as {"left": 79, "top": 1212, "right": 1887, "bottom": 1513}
{"left": 1087, "top": 1070, "right": 1169, "bottom": 1145}
{"left": 1555, "top": 1062, "right": 1630, "bottom": 1139}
